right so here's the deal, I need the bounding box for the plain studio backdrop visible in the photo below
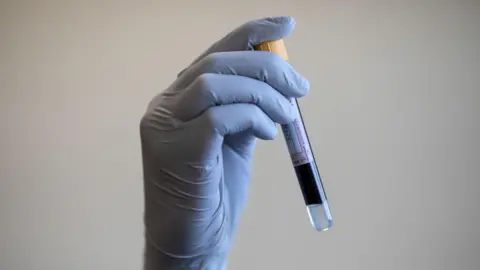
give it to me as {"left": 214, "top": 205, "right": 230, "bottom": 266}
{"left": 1, "top": 1, "right": 479, "bottom": 269}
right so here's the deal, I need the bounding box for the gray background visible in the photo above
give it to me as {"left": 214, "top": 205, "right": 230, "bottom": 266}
{"left": 1, "top": 1, "right": 479, "bottom": 269}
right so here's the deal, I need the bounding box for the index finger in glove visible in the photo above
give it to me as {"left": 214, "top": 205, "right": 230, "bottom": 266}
{"left": 175, "top": 51, "right": 310, "bottom": 99}
{"left": 174, "top": 74, "right": 294, "bottom": 124}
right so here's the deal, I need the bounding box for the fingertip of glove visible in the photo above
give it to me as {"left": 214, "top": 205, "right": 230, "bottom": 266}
{"left": 300, "top": 77, "right": 311, "bottom": 96}
{"left": 262, "top": 15, "right": 296, "bottom": 35}
{"left": 245, "top": 16, "right": 296, "bottom": 46}
{"left": 265, "top": 15, "right": 296, "bottom": 27}
{"left": 262, "top": 124, "right": 278, "bottom": 141}
{"left": 289, "top": 71, "right": 310, "bottom": 98}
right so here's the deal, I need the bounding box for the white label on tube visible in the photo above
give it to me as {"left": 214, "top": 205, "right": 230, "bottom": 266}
{"left": 282, "top": 98, "right": 314, "bottom": 167}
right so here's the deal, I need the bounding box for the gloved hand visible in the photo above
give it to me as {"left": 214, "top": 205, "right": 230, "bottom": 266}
{"left": 140, "top": 16, "right": 310, "bottom": 269}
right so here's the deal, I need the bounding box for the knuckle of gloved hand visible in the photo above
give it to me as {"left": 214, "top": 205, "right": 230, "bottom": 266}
{"left": 203, "top": 108, "right": 220, "bottom": 131}
{"left": 201, "top": 52, "right": 223, "bottom": 71}
{"left": 139, "top": 115, "right": 149, "bottom": 134}
{"left": 251, "top": 105, "right": 272, "bottom": 124}
{"left": 194, "top": 73, "right": 216, "bottom": 101}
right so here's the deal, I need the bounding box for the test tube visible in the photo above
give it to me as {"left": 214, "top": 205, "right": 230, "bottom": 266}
{"left": 254, "top": 40, "right": 333, "bottom": 231}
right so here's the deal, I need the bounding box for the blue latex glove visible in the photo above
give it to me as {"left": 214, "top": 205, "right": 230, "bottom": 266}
{"left": 140, "top": 16, "right": 310, "bottom": 269}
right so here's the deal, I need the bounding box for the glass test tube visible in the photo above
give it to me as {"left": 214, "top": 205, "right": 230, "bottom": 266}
{"left": 254, "top": 40, "right": 333, "bottom": 231}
